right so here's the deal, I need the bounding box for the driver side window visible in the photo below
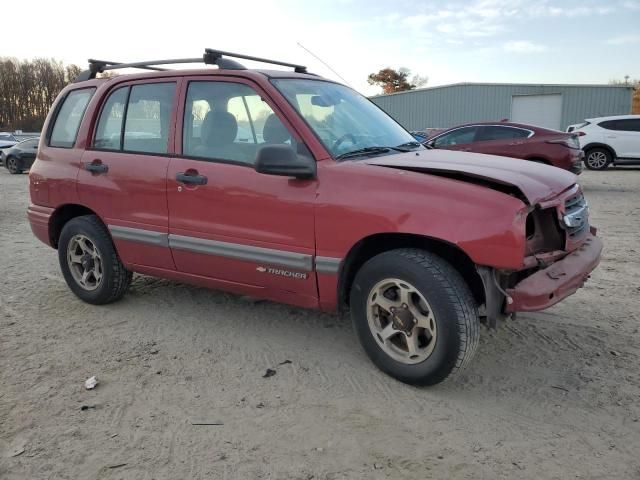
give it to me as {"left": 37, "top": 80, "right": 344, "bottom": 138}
{"left": 433, "top": 126, "right": 477, "bottom": 147}
{"left": 182, "top": 81, "right": 296, "bottom": 166}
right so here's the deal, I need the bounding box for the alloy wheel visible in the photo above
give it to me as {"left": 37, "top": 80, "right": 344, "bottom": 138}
{"left": 587, "top": 151, "right": 608, "bottom": 169}
{"left": 66, "top": 234, "right": 103, "bottom": 291}
{"left": 6, "top": 157, "right": 19, "bottom": 173}
{"left": 366, "top": 278, "right": 437, "bottom": 364}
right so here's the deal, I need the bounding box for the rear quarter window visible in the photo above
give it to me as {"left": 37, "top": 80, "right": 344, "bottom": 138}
{"left": 49, "top": 88, "right": 95, "bottom": 148}
{"left": 598, "top": 120, "right": 622, "bottom": 131}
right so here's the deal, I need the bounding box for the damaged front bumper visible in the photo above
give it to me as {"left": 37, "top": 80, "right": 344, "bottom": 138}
{"left": 505, "top": 233, "right": 602, "bottom": 312}
{"left": 478, "top": 232, "right": 602, "bottom": 326}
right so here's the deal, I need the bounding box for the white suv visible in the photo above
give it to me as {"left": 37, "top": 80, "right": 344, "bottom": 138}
{"left": 569, "top": 115, "right": 640, "bottom": 170}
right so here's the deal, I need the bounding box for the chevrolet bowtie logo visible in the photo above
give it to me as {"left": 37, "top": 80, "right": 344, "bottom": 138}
{"left": 256, "top": 266, "right": 307, "bottom": 279}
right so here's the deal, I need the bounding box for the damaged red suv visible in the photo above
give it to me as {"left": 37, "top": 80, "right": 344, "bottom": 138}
{"left": 27, "top": 49, "right": 602, "bottom": 385}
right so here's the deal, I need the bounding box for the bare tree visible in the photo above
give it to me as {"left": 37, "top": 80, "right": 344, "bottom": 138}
{"left": 0, "top": 57, "right": 82, "bottom": 131}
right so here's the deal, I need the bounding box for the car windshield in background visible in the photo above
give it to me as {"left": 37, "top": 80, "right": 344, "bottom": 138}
{"left": 272, "top": 79, "right": 421, "bottom": 159}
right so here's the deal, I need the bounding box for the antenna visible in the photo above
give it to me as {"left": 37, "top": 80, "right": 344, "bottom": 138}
{"left": 296, "top": 42, "right": 351, "bottom": 86}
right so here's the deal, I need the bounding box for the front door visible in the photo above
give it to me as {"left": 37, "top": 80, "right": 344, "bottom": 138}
{"left": 167, "top": 78, "right": 318, "bottom": 305}
{"left": 431, "top": 126, "right": 479, "bottom": 152}
{"left": 77, "top": 80, "right": 178, "bottom": 270}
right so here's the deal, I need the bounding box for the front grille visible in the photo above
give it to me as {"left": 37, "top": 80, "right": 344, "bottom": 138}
{"left": 564, "top": 192, "right": 589, "bottom": 238}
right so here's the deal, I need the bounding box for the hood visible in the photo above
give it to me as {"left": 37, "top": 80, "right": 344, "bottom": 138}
{"left": 364, "top": 149, "right": 577, "bottom": 205}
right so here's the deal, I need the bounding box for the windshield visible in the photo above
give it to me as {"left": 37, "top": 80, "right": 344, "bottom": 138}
{"left": 272, "top": 79, "right": 421, "bottom": 159}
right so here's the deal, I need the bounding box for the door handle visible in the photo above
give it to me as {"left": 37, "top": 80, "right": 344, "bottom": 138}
{"left": 85, "top": 160, "right": 108, "bottom": 174}
{"left": 176, "top": 171, "right": 208, "bottom": 185}
{"left": 462, "top": 148, "right": 472, "bottom": 152}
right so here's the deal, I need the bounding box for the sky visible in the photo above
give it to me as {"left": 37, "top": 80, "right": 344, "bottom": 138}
{"left": 4, "top": 0, "right": 640, "bottom": 95}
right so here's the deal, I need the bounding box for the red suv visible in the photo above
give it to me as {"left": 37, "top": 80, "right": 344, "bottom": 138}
{"left": 27, "top": 50, "right": 602, "bottom": 386}
{"left": 425, "top": 121, "right": 584, "bottom": 174}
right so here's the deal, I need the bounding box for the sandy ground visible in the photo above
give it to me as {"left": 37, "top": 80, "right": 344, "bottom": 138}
{"left": 1, "top": 166, "right": 639, "bottom": 479}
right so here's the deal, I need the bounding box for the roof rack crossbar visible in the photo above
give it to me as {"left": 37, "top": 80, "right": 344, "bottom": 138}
{"left": 205, "top": 48, "right": 307, "bottom": 73}
{"left": 74, "top": 58, "right": 205, "bottom": 82}
{"left": 89, "top": 58, "right": 165, "bottom": 72}
{"left": 74, "top": 49, "right": 308, "bottom": 83}
{"left": 89, "top": 58, "right": 207, "bottom": 71}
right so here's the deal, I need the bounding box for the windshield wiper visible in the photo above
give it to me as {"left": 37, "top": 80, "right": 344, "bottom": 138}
{"left": 336, "top": 144, "right": 423, "bottom": 160}
{"left": 336, "top": 146, "right": 391, "bottom": 160}
{"left": 395, "top": 141, "right": 423, "bottom": 150}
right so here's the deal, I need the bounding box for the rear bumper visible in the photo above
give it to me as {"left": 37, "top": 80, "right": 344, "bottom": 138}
{"left": 570, "top": 152, "right": 584, "bottom": 175}
{"left": 569, "top": 150, "right": 584, "bottom": 175}
{"left": 27, "top": 204, "right": 55, "bottom": 247}
{"left": 505, "top": 233, "right": 602, "bottom": 312}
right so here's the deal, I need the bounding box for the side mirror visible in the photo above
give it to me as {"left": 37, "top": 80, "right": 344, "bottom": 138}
{"left": 255, "top": 144, "right": 316, "bottom": 180}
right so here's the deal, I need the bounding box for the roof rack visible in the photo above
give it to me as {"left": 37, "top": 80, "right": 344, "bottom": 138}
{"left": 204, "top": 48, "right": 307, "bottom": 73}
{"left": 74, "top": 49, "right": 308, "bottom": 82}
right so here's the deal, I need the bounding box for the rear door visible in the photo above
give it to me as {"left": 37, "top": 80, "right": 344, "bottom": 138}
{"left": 600, "top": 119, "right": 640, "bottom": 158}
{"left": 472, "top": 125, "right": 533, "bottom": 157}
{"left": 77, "top": 79, "right": 179, "bottom": 270}
{"left": 166, "top": 77, "right": 318, "bottom": 305}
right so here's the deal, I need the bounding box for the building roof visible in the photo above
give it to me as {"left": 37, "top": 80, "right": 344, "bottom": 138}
{"left": 370, "top": 82, "right": 634, "bottom": 99}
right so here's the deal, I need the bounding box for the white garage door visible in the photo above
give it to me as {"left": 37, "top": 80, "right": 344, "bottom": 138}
{"left": 511, "top": 94, "right": 563, "bottom": 130}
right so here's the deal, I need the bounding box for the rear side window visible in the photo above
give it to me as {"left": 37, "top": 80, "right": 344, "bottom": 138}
{"left": 599, "top": 120, "right": 621, "bottom": 130}
{"left": 93, "top": 82, "right": 176, "bottom": 154}
{"left": 625, "top": 119, "right": 640, "bottom": 132}
{"left": 94, "top": 87, "right": 128, "bottom": 150}
{"left": 476, "top": 126, "right": 531, "bottom": 142}
{"left": 601, "top": 119, "right": 640, "bottom": 132}
{"left": 124, "top": 83, "right": 175, "bottom": 154}
{"left": 49, "top": 88, "right": 95, "bottom": 148}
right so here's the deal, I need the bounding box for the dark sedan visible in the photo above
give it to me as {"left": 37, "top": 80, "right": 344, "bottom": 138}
{"left": 424, "top": 122, "right": 583, "bottom": 174}
{"left": 1, "top": 138, "right": 39, "bottom": 174}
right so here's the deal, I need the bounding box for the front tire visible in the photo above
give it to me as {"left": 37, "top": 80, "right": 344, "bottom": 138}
{"left": 5, "top": 156, "right": 22, "bottom": 174}
{"left": 584, "top": 148, "right": 612, "bottom": 170}
{"left": 58, "top": 215, "right": 132, "bottom": 305}
{"left": 350, "top": 248, "right": 480, "bottom": 386}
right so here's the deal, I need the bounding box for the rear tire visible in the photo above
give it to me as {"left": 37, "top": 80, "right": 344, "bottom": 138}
{"left": 584, "top": 148, "right": 611, "bottom": 170}
{"left": 5, "top": 156, "right": 22, "bottom": 174}
{"left": 350, "top": 248, "right": 480, "bottom": 386}
{"left": 58, "top": 215, "right": 132, "bottom": 305}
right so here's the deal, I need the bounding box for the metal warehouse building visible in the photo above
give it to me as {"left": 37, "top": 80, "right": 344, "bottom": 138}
{"left": 370, "top": 83, "right": 634, "bottom": 132}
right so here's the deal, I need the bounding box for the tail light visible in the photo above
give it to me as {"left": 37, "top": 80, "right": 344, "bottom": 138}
{"left": 547, "top": 135, "right": 580, "bottom": 149}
